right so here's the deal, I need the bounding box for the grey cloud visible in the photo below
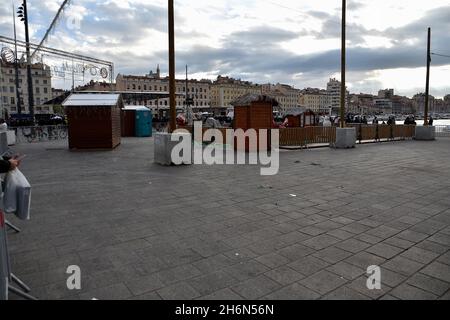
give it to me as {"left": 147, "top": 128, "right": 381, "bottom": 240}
{"left": 225, "top": 26, "right": 300, "bottom": 47}
{"left": 347, "top": 1, "right": 366, "bottom": 11}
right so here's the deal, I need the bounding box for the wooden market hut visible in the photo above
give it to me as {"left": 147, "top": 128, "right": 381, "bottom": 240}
{"left": 63, "top": 93, "right": 123, "bottom": 150}
{"left": 231, "top": 94, "right": 279, "bottom": 151}
{"left": 285, "top": 108, "right": 317, "bottom": 127}
{"left": 121, "top": 106, "right": 137, "bottom": 137}
{"left": 122, "top": 106, "right": 153, "bottom": 137}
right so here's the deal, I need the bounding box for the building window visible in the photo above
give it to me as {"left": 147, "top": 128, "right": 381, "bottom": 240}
{"left": 36, "top": 87, "right": 40, "bottom": 94}
{"left": 10, "top": 87, "right": 14, "bottom": 93}
{"left": 43, "top": 80, "right": 48, "bottom": 84}
{"left": 44, "top": 87, "right": 48, "bottom": 94}
{"left": 10, "top": 97, "right": 15, "bottom": 105}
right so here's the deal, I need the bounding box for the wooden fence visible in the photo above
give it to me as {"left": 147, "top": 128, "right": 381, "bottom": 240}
{"left": 349, "top": 124, "right": 416, "bottom": 142}
{"left": 279, "top": 127, "right": 336, "bottom": 147}
{"left": 177, "top": 125, "right": 416, "bottom": 148}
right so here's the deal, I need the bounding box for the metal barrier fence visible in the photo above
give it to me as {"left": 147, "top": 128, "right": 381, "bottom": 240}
{"left": 9, "top": 126, "right": 68, "bottom": 144}
{"left": 435, "top": 125, "right": 450, "bottom": 137}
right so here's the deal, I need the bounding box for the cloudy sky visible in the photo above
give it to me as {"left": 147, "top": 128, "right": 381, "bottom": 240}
{"left": 1, "top": 0, "right": 449, "bottom": 98}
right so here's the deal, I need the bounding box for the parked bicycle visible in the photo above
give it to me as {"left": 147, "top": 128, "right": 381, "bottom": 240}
{"left": 24, "top": 127, "right": 48, "bottom": 143}
{"left": 12, "top": 125, "right": 68, "bottom": 143}
{"left": 47, "top": 126, "right": 68, "bottom": 140}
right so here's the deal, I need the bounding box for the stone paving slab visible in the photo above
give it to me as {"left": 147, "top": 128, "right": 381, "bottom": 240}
{"left": 5, "top": 137, "right": 450, "bottom": 300}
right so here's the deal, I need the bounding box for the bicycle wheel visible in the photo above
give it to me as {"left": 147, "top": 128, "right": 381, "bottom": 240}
{"left": 40, "top": 132, "right": 48, "bottom": 141}
{"left": 26, "top": 134, "right": 35, "bottom": 143}
{"left": 59, "top": 129, "right": 68, "bottom": 139}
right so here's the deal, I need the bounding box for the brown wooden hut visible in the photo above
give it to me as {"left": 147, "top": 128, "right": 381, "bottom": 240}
{"left": 63, "top": 93, "right": 123, "bottom": 150}
{"left": 231, "top": 94, "right": 279, "bottom": 151}
{"left": 285, "top": 108, "right": 317, "bottom": 127}
{"left": 121, "top": 106, "right": 137, "bottom": 137}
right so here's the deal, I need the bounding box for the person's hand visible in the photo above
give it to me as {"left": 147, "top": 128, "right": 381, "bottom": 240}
{"left": 9, "top": 159, "right": 20, "bottom": 170}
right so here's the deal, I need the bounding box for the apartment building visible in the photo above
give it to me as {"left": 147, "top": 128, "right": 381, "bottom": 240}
{"left": 210, "top": 76, "right": 261, "bottom": 113}
{"left": 0, "top": 61, "right": 53, "bottom": 115}
{"left": 262, "top": 83, "right": 301, "bottom": 114}
{"left": 299, "top": 88, "right": 329, "bottom": 113}
{"left": 116, "top": 66, "right": 211, "bottom": 111}
{"left": 326, "top": 78, "right": 349, "bottom": 110}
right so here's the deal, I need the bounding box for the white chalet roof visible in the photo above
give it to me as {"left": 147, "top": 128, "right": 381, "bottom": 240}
{"left": 123, "top": 106, "right": 150, "bottom": 111}
{"left": 62, "top": 93, "right": 122, "bottom": 107}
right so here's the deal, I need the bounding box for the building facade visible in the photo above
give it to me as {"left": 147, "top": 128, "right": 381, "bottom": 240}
{"left": 116, "top": 67, "right": 211, "bottom": 112}
{"left": 210, "top": 76, "right": 261, "bottom": 113}
{"left": 299, "top": 88, "right": 329, "bottom": 114}
{"left": 327, "top": 78, "right": 344, "bottom": 109}
{"left": 412, "top": 93, "right": 435, "bottom": 114}
{"left": 262, "top": 83, "right": 301, "bottom": 114}
{"left": 0, "top": 61, "right": 53, "bottom": 116}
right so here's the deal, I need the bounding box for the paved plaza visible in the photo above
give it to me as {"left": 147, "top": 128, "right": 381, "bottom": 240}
{"left": 6, "top": 137, "right": 450, "bottom": 300}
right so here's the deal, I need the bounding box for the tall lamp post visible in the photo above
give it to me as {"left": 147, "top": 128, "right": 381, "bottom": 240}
{"left": 424, "top": 27, "right": 431, "bottom": 126}
{"left": 340, "top": 0, "right": 346, "bottom": 128}
{"left": 17, "top": 0, "right": 34, "bottom": 120}
{"left": 12, "top": 1, "right": 22, "bottom": 114}
{"left": 168, "top": 0, "right": 176, "bottom": 133}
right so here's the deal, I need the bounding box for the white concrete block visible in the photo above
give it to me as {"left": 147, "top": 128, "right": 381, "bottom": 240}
{"left": 332, "top": 127, "right": 356, "bottom": 149}
{"left": 7, "top": 131, "right": 16, "bottom": 146}
{"left": 154, "top": 132, "right": 192, "bottom": 166}
{"left": 415, "top": 126, "right": 435, "bottom": 141}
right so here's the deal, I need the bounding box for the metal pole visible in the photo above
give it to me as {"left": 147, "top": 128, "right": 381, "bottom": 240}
{"left": 185, "top": 64, "right": 188, "bottom": 111}
{"left": 23, "top": 0, "right": 34, "bottom": 120}
{"left": 12, "top": 1, "right": 22, "bottom": 114}
{"left": 424, "top": 27, "right": 431, "bottom": 126}
{"left": 340, "top": 0, "right": 346, "bottom": 128}
{"left": 168, "top": 0, "right": 176, "bottom": 133}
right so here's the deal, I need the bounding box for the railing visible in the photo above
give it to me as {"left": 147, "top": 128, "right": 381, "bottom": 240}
{"left": 348, "top": 124, "right": 416, "bottom": 142}
{"left": 435, "top": 125, "right": 450, "bottom": 137}
{"left": 9, "top": 125, "right": 68, "bottom": 144}
{"left": 279, "top": 126, "right": 336, "bottom": 147}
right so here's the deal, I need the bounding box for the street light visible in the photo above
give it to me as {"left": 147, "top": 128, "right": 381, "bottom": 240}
{"left": 340, "top": 0, "right": 346, "bottom": 128}
{"left": 17, "top": 1, "right": 34, "bottom": 120}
